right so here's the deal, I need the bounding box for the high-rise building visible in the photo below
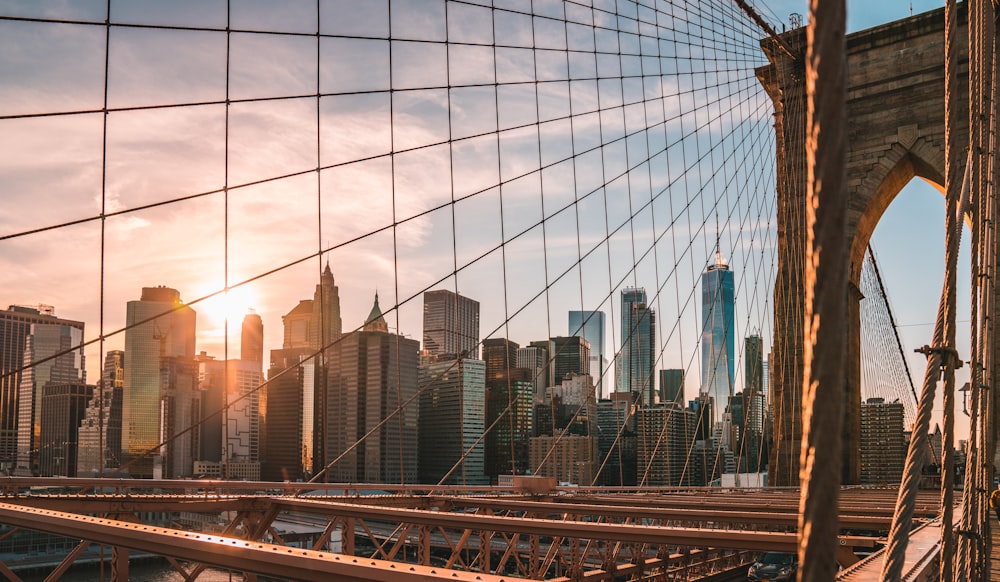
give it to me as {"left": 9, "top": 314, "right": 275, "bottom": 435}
{"left": 1, "top": 305, "right": 82, "bottom": 469}
{"left": 860, "top": 397, "right": 906, "bottom": 484}
{"left": 595, "top": 394, "right": 637, "bottom": 486}
{"left": 282, "top": 300, "right": 314, "bottom": 349}
{"left": 241, "top": 311, "right": 264, "bottom": 366}
{"left": 311, "top": 262, "right": 342, "bottom": 351}
{"left": 482, "top": 338, "right": 518, "bottom": 381}
{"left": 615, "top": 288, "right": 656, "bottom": 405}
{"left": 528, "top": 434, "right": 596, "bottom": 485}
{"left": 658, "top": 369, "right": 684, "bottom": 406}
{"left": 528, "top": 339, "right": 556, "bottom": 390}
{"left": 516, "top": 345, "right": 548, "bottom": 402}
{"left": 262, "top": 266, "right": 341, "bottom": 481}
{"left": 419, "top": 357, "right": 487, "bottom": 485}
{"left": 323, "top": 294, "right": 420, "bottom": 483}
{"left": 700, "top": 252, "right": 735, "bottom": 426}
{"left": 739, "top": 335, "right": 766, "bottom": 473}
{"left": 38, "top": 382, "right": 94, "bottom": 476}
{"left": 422, "top": 289, "right": 480, "bottom": 359}
{"left": 77, "top": 350, "right": 125, "bottom": 476}
{"left": 484, "top": 367, "right": 534, "bottom": 479}
{"left": 14, "top": 309, "right": 86, "bottom": 475}
{"left": 551, "top": 336, "right": 590, "bottom": 386}
{"left": 262, "top": 346, "right": 313, "bottom": 481}
{"left": 636, "top": 404, "right": 696, "bottom": 486}
{"left": 198, "top": 355, "right": 263, "bottom": 477}
{"left": 568, "top": 310, "right": 606, "bottom": 397}
{"left": 122, "top": 286, "right": 197, "bottom": 478}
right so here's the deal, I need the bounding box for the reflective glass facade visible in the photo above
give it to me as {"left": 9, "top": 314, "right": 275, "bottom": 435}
{"left": 568, "top": 310, "right": 606, "bottom": 396}
{"left": 700, "top": 256, "right": 735, "bottom": 426}
{"left": 123, "top": 286, "right": 197, "bottom": 478}
{"left": 615, "top": 288, "right": 656, "bottom": 405}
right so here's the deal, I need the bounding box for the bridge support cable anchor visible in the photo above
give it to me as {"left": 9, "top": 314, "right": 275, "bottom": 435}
{"left": 914, "top": 345, "right": 965, "bottom": 377}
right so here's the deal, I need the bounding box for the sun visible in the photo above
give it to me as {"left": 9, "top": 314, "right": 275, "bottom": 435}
{"left": 199, "top": 285, "right": 259, "bottom": 324}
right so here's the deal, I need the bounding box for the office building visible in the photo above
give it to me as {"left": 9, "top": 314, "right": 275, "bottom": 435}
{"left": 122, "top": 286, "right": 197, "bottom": 478}
{"left": 241, "top": 311, "right": 264, "bottom": 366}
{"left": 860, "top": 397, "right": 906, "bottom": 484}
{"left": 636, "top": 403, "right": 696, "bottom": 486}
{"left": 551, "top": 336, "right": 590, "bottom": 386}
{"left": 516, "top": 345, "right": 548, "bottom": 402}
{"left": 312, "top": 262, "right": 343, "bottom": 351}
{"left": 77, "top": 350, "right": 125, "bottom": 476}
{"left": 482, "top": 338, "right": 519, "bottom": 381}
{"left": 323, "top": 294, "right": 420, "bottom": 483}
{"left": 616, "top": 288, "right": 656, "bottom": 405}
{"left": 484, "top": 367, "right": 534, "bottom": 479}
{"left": 198, "top": 355, "right": 263, "bottom": 478}
{"left": 595, "top": 394, "right": 637, "bottom": 486}
{"left": 658, "top": 369, "right": 684, "bottom": 406}
{"left": 13, "top": 308, "right": 87, "bottom": 475}
{"left": 700, "top": 252, "right": 735, "bottom": 426}
{"left": 38, "top": 382, "right": 94, "bottom": 476}
{"left": 528, "top": 434, "right": 596, "bottom": 486}
{"left": 568, "top": 310, "right": 606, "bottom": 397}
{"left": 422, "top": 289, "right": 480, "bottom": 359}
{"left": 1, "top": 305, "right": 82, "bottom": 468}
{"left": 262, "top": 346, "right": 314, "bottom": 481}
{"left": 418, "top": 357, "right": 487, "bottom": 485}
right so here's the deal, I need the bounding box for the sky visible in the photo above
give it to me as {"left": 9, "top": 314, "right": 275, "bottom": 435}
{"left": 0, "top": 0, "right": 971, "bottom": 441}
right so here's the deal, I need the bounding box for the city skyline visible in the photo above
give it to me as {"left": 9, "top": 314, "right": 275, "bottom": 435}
{"left": 0, "top": 0, "right": 969, "bottom": 446}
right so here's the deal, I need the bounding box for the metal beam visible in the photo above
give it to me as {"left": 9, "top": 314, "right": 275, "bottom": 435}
{"left": 0, "top": 503, "right": 512, "bottom": 582}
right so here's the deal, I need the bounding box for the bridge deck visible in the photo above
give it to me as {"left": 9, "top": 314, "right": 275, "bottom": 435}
{"left": 992, "top": 511, "right": 1000, "bottom": 578}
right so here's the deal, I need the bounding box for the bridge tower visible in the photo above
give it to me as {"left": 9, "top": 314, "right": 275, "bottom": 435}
{"left": 757, "top": 7, "right": 970, "bottom": 486}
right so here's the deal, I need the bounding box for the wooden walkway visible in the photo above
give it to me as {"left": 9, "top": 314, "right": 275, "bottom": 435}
{"left": 993, "top": 510, "right": 1000, "bottom": 579}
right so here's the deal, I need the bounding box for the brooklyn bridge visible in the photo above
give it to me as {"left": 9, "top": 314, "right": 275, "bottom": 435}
{"left": 0, "top": 0, "right": 997, "bottom": 580}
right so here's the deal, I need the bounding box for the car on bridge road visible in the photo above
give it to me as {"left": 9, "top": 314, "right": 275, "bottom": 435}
{"left": 746, "top": 552, "right": 797, "bottom": 582}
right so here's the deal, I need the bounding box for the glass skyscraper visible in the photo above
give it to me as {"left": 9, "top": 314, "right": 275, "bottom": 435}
{"left": 700, "top": 253, "right": 735, "bottom": 426}
{"left": 615, "top": 288, "right": 656, "bottom": 405}
{"left": 568, "top": 310, "right": 606, "bottom": 397}
{"left": 123, "top": 286, "right": 197, "bottom": 478}
{"left": 422, "top": 289, "right": 480, "bottom": 359}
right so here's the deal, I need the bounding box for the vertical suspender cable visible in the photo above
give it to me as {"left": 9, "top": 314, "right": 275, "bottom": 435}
{"left": 797, "top": 0, "right": 848, "bottom": 580}
{"left": 939, "top": 0, "right": 962, "bottom": 576}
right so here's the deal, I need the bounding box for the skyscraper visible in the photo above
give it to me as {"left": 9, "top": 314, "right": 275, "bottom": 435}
{"left": 700, "top": 253, "right": 735, "bottom": 426}
{"left": 77, "top": 350, "right": 125, "bottom": 476}
{"left": 743, "top": 335, "right": 765, "bottom": 442}
{"left": 860, "top": 398, "right": 905, "bottom": 484}
{"left": 0, "top": 305, "right": 83, "bottom": 471}
{"left": 38, "top": 381, "right": 93, "bottom": 476}
{"left": 241, "top": 311, "right": 264, "bottom": 366}
{"left": 422, "top": 289, "right": 480, "bottom": 359}
{"left": 550, "top": 336, "right": 590, "bottom": 387}
{"left": 323, "top": 294, "right": 420, "bottom": 483}
{"left": 658, "top": 369, "right": 684, "bottom": 406}
{"left": 262, "top": 266, "right": 342, "bottom": 481}
{"left": 312, "top": 262, "right": 342, "bottom": 351}
{"left": 15, "top": 311, "right": 87, "bottom": 475}
{"left": 197, "top": 355, "right": 263, "bottom": 479}
{"left": 568, "top": 310, "right": 606, "bottom": 396}
{"left": 418, "top": 357, "right": 487, "bottom": 485}
{"left": 615, "top": 288, "right": 656, "bottom": 405}
{"left": 122, "top": 286, "right": 197, "bottom": 478}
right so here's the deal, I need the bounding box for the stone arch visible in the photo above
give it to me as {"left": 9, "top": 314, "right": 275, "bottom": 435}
{"left": 849, "top": 139, "right": 946, "bottom": 285}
